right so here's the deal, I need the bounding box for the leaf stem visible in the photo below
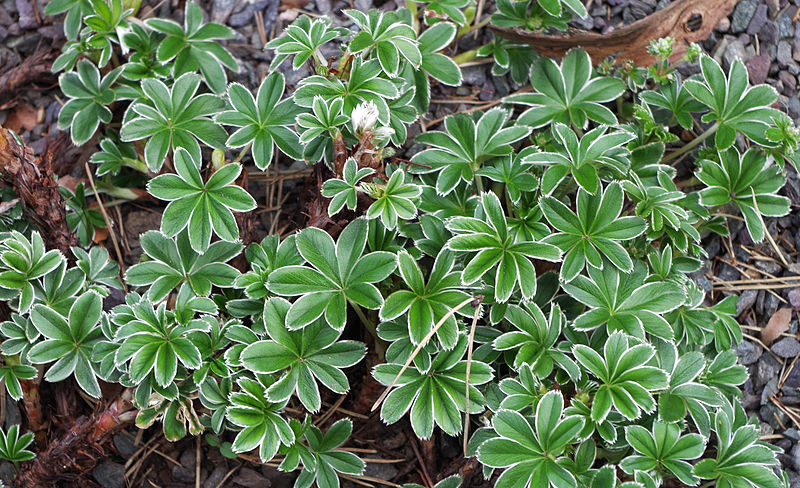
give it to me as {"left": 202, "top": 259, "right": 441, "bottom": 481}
{"left": 452, "top": 49, "right": 479, "bottom": 65}
{"left": 350, "top": 301, "right": 386, "bottom": 360}
{"left": 233, "top": 142, "right": 252, "bottom": 164}
{"left": 662, "top": 122, "right": 719, "bottom": 163}
{"left": 463, "top": 295, "right": 483, "bottom": 456}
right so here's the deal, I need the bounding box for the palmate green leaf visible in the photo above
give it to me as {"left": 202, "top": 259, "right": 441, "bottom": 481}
{"left": 120, "top": 72, "right": 228, "bottom": 171}
{"left": 620, "top": 421, "right": 705, "bottom": 485}
{"left": 506, "top": 48, "right": 625, "bottom": 129}
{"left": 696, "top": 147, "right": 789, "bottom": 242}
{"left": 61, "top": 182, "right": 107, "bottom": 247}
{"left": 694, "top": 400, "right": 782, "bottom": 488}
{"left": 294, "top": 419, "right": 365, "bottom": 488}
{"left": 0, "top": 231, "right": 65, "bottom": 314}
{"left": 418, "top": 0, "right": 470, "bottom": 25}
{"left": 572, "top": 332, "right": 668, "bottom": 423}
{"left": 563, "top": 262, "right": 684, "bottom": 340}
{"left": 28, "top": 291, "right": 104, "bottom": 398}
{"left": 684, "top": 55, "right": 781, "bottom": 149}
{"left": 111, "top": 296, "right": 208, "bottom": 389}
{"left": 417, "top": 22, "right": 461, "bottom": 86}
{"left": 267, "top": 218, "right": 396, "bottom": 330}
{"left": 0, "top": 425, "right": 36, "bottom": 463}
{"left": 215, "top": 72, "right": 304, "bottom": 169}
{"left": 493, "top": 302, "right": 579, "bottom": 381}
{"left": 144, "top": 0, "right": 238, "bottom": 93}
{"left": 411, "top": 108, "right": 531, "bottom": 195}
{"left": 0, "top": 364, "right": 37, "bottom": 401}
{"left": 45, "top": 0, "right": 92, "bottom": 39}
{"left": 147, "top": 148, "right": 256, "bottom": 253}
{"left": 125, "top": 230, "right": 242, "bottom": 302}
{"left": 478, "top": 37, "right": 537, "bottom": 85}
{"left": 477, "top": 391, "right": 584, "bottom": 488}
{"left": 540, "top": 182, "right": 646, "bottom": 282}
{"left": 322, "top": 159, "right": 375, "bottom": 216}
{"left": 294, "top": 58, "right": 399, "bottom": 125}
{"left": 30, "top": 261, "right": 83, "bottom": 316}
{"left": 345, "top": 10, "right": 421, "bottom": 77}
{"left": 640, "top": 76, "right": 706, "bottom": 130}
{"left": 373, "top": 334, "right": 493, "bottom": 439}
{"left": 227, "top": 376, "right": 294, "bottom": 462}
{"left": 235, "top": 235, "right": 304, "bottom": 300}
{"left": 525, "top": 123, "right": 634, "bottom": 195}
{"left": 380, "top": 249, "right": 469, "bottom": 349}
{"left": 266, "top": 15, "right": 349, "bottom": 71}
{"left": 90, "top": 137, "right": 146, "bottom": 176}
{"left": 241, "top": 297, "right": 365, "bottom": 412}
{"left": 297, "top": 96, "right": 351, "bottom": 164}
{"left": 0, "top": 314, "right": 40, "bottom": 363}
{"left": 57, "top": 60, "right": 122, "bottom": 145}
{"left": 656, "top": 344, "right": 721, "bottom": 437}
{"left": 445, "top": 192, "right": 561, "bottom": 302}
{"left": 476, "top": 151, "right": 538, "bottom": 204}
{"left": 363, "top": 168, "right": 423, "bottom": 229}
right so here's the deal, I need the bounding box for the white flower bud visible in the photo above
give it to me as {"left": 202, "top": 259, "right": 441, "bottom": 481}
{"left": 352, "top": 101, "right": 379, "bottom": 133}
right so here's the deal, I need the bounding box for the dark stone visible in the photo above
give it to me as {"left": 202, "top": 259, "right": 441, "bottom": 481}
{"left": 15, "top": 0, "right": 36, "bottom": 29}
{"left": 779, "top": 14, "right": 795, "bottom": 39}
{"left": 93, "top": 461, "right": 125, "bottom": 488}
{"left": 3, "top": 393, "right": 19, "bottom": 431}
{"left": 772, "top": 337, "right": 800, "bottom": 358}
{"left": 0, "top": 461, "right": 15, "bottom": 485}
{"left": 788, "top": 288, "right": 800, "bottom": 309}
{"left": 765, "top": 292, "right": 781, "bottom": 318}
{"left": 204, "top": 466, "right": 227, "bottom": 488}
{"left": 780, "top": 70, "right": 797, "bottom": 96}
{"left": 228, "top": 1, "right": 269, "bottom": 28}
{"left": 172, "top": 449, "right": 196, "bottom": 483}
{"left": 747, "top": 53, "right": 772, "bottom": 84}
{"left": 757, "top": 354, "right": 782, "bottom": 391}
{"left": 723, "top": 40, "right": 748, "bottom": 70}
{"left": 756, "top": 259, "right": 783, "bottom": 275}
{"left": 737, "top": 289, "right": 759, "bottom": 316}
{"left": 780, "top": 41, "right": 795, "bottom": 65}
{"left": 737, "top": 339, "right": 762, "bottom": 365}
{"left": 747, "top": 4, "right": 769, "bottom": 35}
{"left": 732, "top": 0, "right": 758, "bottom": 33}
{"left": 760, "top": 21, "right": 781, "bottom": 45}
{"left": 112, "top": 432, "right": 137, "bottom": 458}
{"left": 232, "top": 467, "right": 270, "bottom": 488}
{"left": 761, "top": 402, "right": 791, "bottom": 430}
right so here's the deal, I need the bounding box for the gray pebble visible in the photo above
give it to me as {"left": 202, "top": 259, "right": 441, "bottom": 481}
{"left": 757, "top": 354, "right": 782, "bottom": 391}
{"left": 732, "top": 0, "right": 757, "bottom": 33}
{"left": 779, "top": 41, "right": 795, "bottom": 66}
{"left": 93, "top": 461, "right": 125, "bottom": 488}
{"left": 738, "top": 289, "right": 759, "bottom": 316}
{"left": 780, "top": 70, "right": 797, "bottom": 96}
{"left": 737, "top": 338, "right": 763, "bottom": 365}
{"left": 761, "top": 21, "right": 781, "bottom": 45}
{"left": 772, "top": 337, "right": 800, "bottom": 358}
{"left": 112, "top": 433, "right": 137, "bottom": 458}
{"left": 779, "top": 14, "right": 795, "bottom": 39}
{"left": 723, "top": 40, "right": 749, "bottom": 70}
{"left": 747, "top": 4, "right": 768, "bottom": 35}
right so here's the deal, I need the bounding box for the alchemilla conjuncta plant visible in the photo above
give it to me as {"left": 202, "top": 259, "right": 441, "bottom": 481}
{"left": 0, "top": 1, "right": 797, "bottom": 487}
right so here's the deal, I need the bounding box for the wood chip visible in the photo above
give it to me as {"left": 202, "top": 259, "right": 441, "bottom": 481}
{"left": 490, "top": 0, "right": 737, "bottom": 65}
{"left": 762, "top": 308, "right": 794, "bottom": 346}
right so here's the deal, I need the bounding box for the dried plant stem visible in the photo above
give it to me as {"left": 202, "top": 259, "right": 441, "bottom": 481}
{"left": 463, "top": 296, "right": 483, "bottom": 456}
{"left": 371, "top": 296, "right": 476, "bottom": 412}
